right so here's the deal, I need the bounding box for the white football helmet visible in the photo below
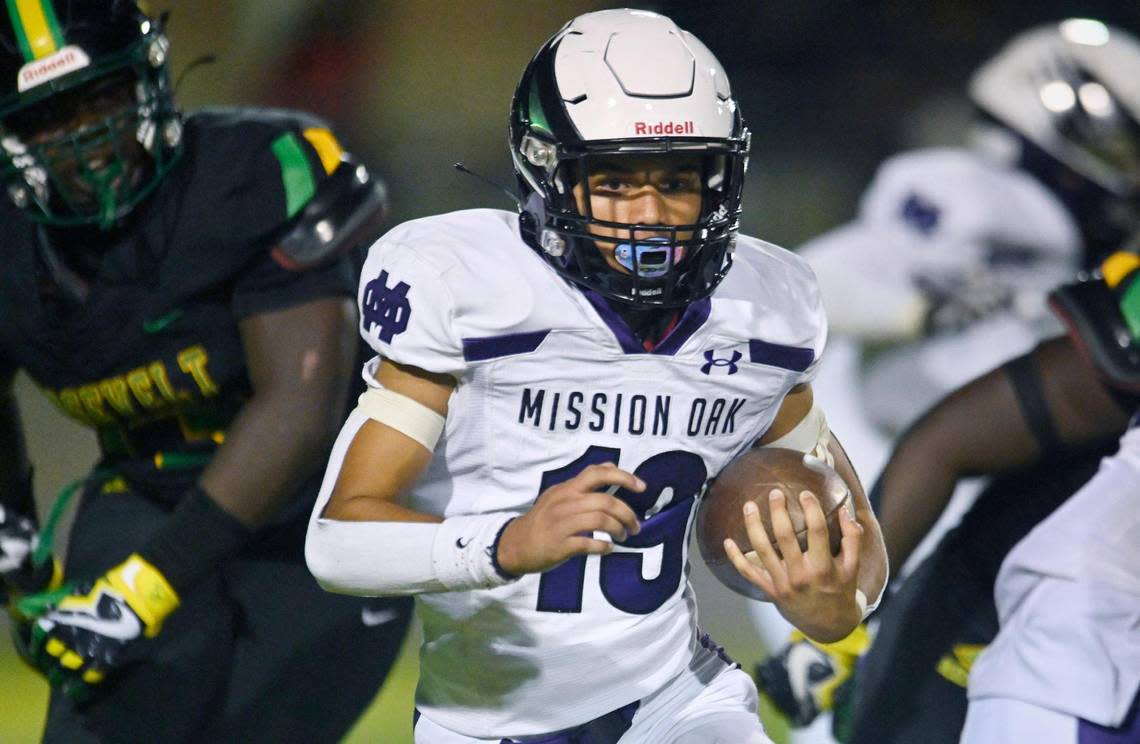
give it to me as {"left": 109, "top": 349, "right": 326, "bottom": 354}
{"left": 509, "top": 9, "right": 750, "bottom": 307}
{"left": 970, "top": 19, "right": 1140, "bottom": 257}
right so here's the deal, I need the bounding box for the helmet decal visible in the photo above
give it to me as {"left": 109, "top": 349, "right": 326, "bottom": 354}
{"left": 6, "top": 0, "right": 65, "bottom": 62}
{"left": 17, "top": 45, "right": 90, "bottom": 91}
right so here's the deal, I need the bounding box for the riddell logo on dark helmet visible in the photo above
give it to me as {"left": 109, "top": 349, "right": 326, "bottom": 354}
{"left": 633, "top": 121, "right": 695, "bottom": 135}
{"left": 17, "top": 46, "right": 91, "bottom": 92}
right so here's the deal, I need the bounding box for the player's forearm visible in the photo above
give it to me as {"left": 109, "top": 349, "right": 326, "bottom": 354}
{"left": 132, "top": 299, "right": 357, "bottom": 596}
{"left": 875, "top": 357, "right": 1036, "bottom": 569}
{"left": 131, "top": 389, "right": 342, "bottom": 595}
{"left": 199, "top": 387, "right": 343, "bottom": 526}
{"left": 306, "top": 412, "right": 513, "bottom": 597}
{"left": 201, "top": 297, "right": 357, "bottom": 527}
{"left": 780, "top": 589, "right": 864, "bottom": 644}
{"left": 875, "top": 450, "right": 959, "bottom": 571}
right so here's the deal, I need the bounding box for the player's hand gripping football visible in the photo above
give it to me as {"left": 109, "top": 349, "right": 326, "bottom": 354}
{"left": 27, "top": 553, "right": 180, "bottom": 700}
{"left": 497, "top": 463, "right": 643, "bottom": 575}
{"left": 725, "top": 488, "right": 864, "bottom": 641}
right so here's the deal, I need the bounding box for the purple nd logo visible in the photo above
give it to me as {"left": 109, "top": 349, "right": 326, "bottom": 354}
{"left": 900, "top": 192, "right": 941, "bottom": 235}
{"left": 362, "top": 270, "right": 411, "bottom": 343}
{"left": 701, "top": 349, "right": 742, "bottom": 375}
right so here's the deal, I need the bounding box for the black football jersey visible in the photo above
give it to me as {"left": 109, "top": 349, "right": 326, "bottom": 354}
{"left": 0, "top": 108, "right": 360, "bottom": 493}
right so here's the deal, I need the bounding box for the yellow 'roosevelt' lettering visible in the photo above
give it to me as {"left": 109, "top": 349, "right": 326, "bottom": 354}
{"left": 177, "top": 345, "right": 218, "bottom": 397}
{"left": 41, "top": 345, "right": 214, "bottom": 428}
{"left": 76, "top": 385, "right": 113, "bottom": 425}
{"left": 148, "top": 362, "right": 181, "bottom": 402}
{"left": 53, "top": 389, "right": 87, "bottom": 423}
{"left": 126, "top": 367, "right": 158, "bottom": 409}
{"left": 98, "top": 378, "right": 135, "bottom": 417}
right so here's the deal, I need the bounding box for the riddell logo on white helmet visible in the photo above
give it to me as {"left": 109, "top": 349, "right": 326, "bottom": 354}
{"left": 634, "top": 121, "right": 695, "bottom": 135}
{"left": 17, "top": 46, "right": 91, "bottom": 92}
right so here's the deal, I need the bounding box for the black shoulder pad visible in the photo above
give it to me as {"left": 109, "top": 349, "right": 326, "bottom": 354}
{"left": 1048, "top": 276, "right": 1140, "bottom": 394}
{"left": 270, "top": 156, "right": 388, "bottom": 271}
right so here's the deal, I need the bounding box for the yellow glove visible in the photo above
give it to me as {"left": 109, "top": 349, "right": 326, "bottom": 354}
{"left": 29, "top": 554, "right": 180, "bottom": 698}
{"left": 756, "top": 623, "right": 871, "bottom": 727}
{"left": 935, "top": 643, "right": 986, "bottom": 688}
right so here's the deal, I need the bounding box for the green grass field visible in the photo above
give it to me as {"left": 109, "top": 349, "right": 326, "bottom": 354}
{"left": 0, "top": 615, "right": 788, "bottom": 743}
{"left": 0, "top": 616, "right": 421, "bottom": 744}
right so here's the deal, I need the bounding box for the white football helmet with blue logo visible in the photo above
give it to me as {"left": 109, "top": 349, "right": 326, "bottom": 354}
{"left": 970, "top": 19, "right": 1140, "bottom": 256}
{"left": 509, "top": 9, "right": 751, "bottom": 307}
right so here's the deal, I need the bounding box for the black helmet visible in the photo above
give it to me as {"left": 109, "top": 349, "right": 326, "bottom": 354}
{"left": 0, "top": 0, "right": 180, "bottom": 228}
{"left": 509, "top": 9, "right": 750, "bottom": 308}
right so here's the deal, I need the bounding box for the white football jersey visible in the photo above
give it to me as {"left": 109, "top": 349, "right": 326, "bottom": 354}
{"left": 968, "top": 424, "right": 1140, "bottom": 726}
{"left": 803, "top": 147, "right": 1079, "bottom": 343}
{"left": 356, "top": 208, "right": 826, "bottom": 736}
{"left": 802, "top": 147, "right": 1080, "bottom": 448}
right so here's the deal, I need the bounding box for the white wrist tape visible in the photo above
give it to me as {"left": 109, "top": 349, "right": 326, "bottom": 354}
{"left": 855, "top": 588, "right": 869, "bottom": 619}
{"left": 431, "top": 513, "right": 519, "bottom": 590}
{"left": 354, "top": 386, "right": 445, "bottom": 452}
{"left": 306, "top": 510, "right": 517, "bottom": 596}
{"left": 861, "top": 560, "right": 889, "bottom": 619}
{"left": 763, "top": 403, "right": 833, "bottom": 466}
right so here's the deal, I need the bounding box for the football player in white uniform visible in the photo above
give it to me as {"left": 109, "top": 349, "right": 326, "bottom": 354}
{"left": 304, "top": 9, "right": 887, "bottom": 743}
{"left": 866, "top": 252, "right": 1140, "bottom": 742}
{"left": 755, "top": 19, "right": 1140, "bottom": 743}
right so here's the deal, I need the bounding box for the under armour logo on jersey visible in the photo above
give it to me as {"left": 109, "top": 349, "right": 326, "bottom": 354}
{"left": 362, "top": 270, "right": 411, "bottom": 343}
{"left": 701, "top": 349, "right": 742, "bottom": 375}
{"left": 900, "top": 192, "right": 941, "bottom": 235}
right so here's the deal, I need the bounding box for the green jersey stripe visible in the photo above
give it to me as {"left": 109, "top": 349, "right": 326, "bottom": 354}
{"left": 271, "top": 132, "right": 317, "bottom": 219}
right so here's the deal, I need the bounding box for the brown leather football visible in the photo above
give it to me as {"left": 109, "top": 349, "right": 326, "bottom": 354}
{"left": 696, "top": 446, "right": 850, "bottom": 601}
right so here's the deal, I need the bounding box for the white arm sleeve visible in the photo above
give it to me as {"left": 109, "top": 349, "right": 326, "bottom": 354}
{"left": 304, "top": 409, "right": 517, "bottom": 596}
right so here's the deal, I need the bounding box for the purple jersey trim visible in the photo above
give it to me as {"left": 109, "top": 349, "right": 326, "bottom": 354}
{"left": 583, "top": 289, "right": 712, "bottom": 356}
{"left": 748, "top": 338, "right": 814, "bottom": 372}
{"left": 462, "top": 330, "right": 551, "bottom": 362}
{"left": 655, "top": 298, "right": 713, "bottom": 355}
{"left": 499, "top": 699, "right": 640, "bottom": 743}
{"left": 1079, "top": 693, "right": 1140, "bottom": 743}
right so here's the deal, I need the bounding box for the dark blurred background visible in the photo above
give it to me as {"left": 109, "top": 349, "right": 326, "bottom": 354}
{"left": 4, "top": 2, "right": 1138, "bottom": 741}
{"left": 161, "top": 0, "right": 1139, "bottom": 245}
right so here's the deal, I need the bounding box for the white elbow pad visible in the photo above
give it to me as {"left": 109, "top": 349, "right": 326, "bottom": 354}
{"left": 762, "top": 403, "right": 833, "bottom": 466}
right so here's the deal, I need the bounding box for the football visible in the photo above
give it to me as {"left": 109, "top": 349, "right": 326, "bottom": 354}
{"left": 696, "top": 446, "right": 851, "bottom": 601}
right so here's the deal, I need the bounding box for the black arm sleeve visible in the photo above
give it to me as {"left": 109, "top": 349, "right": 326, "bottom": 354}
{"left": 0, "top": 368, "right": 34, "bottom": 517}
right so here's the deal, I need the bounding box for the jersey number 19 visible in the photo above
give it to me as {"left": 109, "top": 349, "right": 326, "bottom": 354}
{"left": 535, "top": 446, "right": 708, "bottom": 615}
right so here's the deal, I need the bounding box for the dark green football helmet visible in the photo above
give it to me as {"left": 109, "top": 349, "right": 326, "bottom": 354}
{"left": 0, "top": 1, "right": 180, "bottom": 228}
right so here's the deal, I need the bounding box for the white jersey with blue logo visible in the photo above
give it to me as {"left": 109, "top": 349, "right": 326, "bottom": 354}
{"left": 356, "top": 208, "right": 826, "bottom": 737}
{"left": 803, "top": 148, "right": 1078, "bottom": 434}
